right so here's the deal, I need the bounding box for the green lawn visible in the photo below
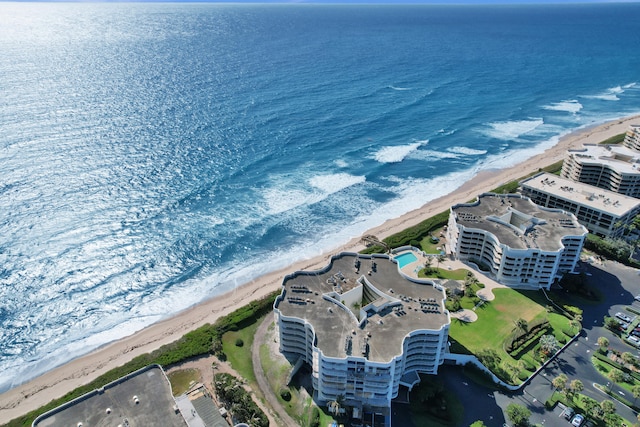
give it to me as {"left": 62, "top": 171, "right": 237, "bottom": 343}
{"left": 592, "top": 356, "right": 640, "bottom": 393}
{"left": 450, "top": 288, "right": 575, "bottom": 384}
{"left": 419, "top": 228, "right": 445, "bottom": 254}
{"left": 419, "top": 268, "right": 469, "bottom": 281}
{"left": 450, "top": 289, "right": 544, "bottom": 352}
{"left": 221, "top": 313, "right": 267, "bottom": 385}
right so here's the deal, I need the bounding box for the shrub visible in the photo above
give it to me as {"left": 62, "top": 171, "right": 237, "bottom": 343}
{"left": 585, "top": 234, "right": 640, "bottom": 268}
{"left": 446, "top": 296, "right": 461, "bottom": 312}
{"left": 381, "top": 211, "right": 449, "bottom": 250}
{"left": 214, "top": 373, "right": 268, "bottom": 427}
{"left": 506, "top": 319, "right": 550, "bottom": 353}
{"left": 600, "top": 132, "right": 626, "bottom": 145}
{"left": 280, "top": 388, "right": 292, "bottom": 401}
{"left": 235, "top": 338, "right": 244, "bottom": 347}
{"left": 309, "top": 407, "right": 321, "bottom": 427}
{"left": 522, "top": 359, "right": 536, "bottom": 372}
{"left": 563, "top": 305, "right": 583, "bottom": 318}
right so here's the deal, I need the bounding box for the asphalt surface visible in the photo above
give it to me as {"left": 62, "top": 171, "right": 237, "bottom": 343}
{"left": 494, "top": 260, "right": 640, "bottom": 427}
{"left": 253, "top": 260, "right": 640, "bottom": 426}
{"left": 392, "top": 260, "right": 640, "bottom": 427}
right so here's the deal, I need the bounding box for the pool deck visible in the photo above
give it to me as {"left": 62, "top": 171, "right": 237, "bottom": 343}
{"left": 393, "top": 249, "right": 514, "bottom": 323}
{"left": 394, "top": 249, "right": 506, "bottom": 301}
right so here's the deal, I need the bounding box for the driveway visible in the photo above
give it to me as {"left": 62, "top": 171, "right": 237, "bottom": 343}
{"left": 496, "top": 261, "right": 640, "bottom": 426}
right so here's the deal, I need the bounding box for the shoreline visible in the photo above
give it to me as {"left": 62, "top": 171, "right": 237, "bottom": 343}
{"left": 2, "top": 114, "right": 639, "bottom": 422}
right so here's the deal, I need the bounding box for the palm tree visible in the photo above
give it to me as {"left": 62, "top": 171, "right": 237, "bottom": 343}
{"left": 597, "top": 336, "right": 609, "bottom": 353}
{"left": 513, "top": 318, "right": 529, "bottom": 334}
{"left": 436, "top": 253, "right": 446, "bottom": 270}
{"left": 552, "top": 374, "right": 568, "bottom": 392}
{"left": 601, "top": 399, "right": 616, "bottom": 415}
{"left": 540, "top": 334, "right": 559, "bottom": 356}
{"left": 423, "top": 256, "right": 433, "bottom": 273}
{"left": 569, "top": 379, "right": 583, "bottom": 399}
{"left": 608, "top": 368, "right": 624, "bottom": 385}
{"left": 632, "top": 385, "right": 640, "bottom": 406}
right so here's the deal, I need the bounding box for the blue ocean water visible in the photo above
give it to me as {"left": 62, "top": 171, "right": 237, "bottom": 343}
{"left": 1, "top": 3, "right": 640, "bottom": 392}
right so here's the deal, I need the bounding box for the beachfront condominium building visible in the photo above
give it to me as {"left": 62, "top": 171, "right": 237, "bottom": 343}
{"left": 521, "top": 172, "right": 640, "bottom": 238}
{"left": 447, "top": 193, "right": 587, "bottom": 289}
{"left": 560, "top": 125, "right": 640, "bottom": 198}
{"left": 623, "top": 124, "right": 640, "bottom": 151}
{"left": 273, "top": 253, "right": 450, "bottom": 426}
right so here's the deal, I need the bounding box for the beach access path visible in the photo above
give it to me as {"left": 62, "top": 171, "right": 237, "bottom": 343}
{"left": 2, "top": 115, "right": 639, "bottom": 423}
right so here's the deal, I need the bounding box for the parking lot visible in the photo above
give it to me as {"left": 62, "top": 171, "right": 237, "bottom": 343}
{"left": 495, "top": 260, "right": 640, "bottom": 426}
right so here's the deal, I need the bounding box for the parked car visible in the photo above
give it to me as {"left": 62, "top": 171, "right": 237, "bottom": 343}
{"left": 616, "top": 312, "right": 632, "bottom": 323}
{"left": 571, "top": 414, "right": 585, "bottom": 427}
{"left": 563, "top": 407, "right": 575, "bottom": 420}
{"left": 618, "top": 320, "right": 630, "bottom": 330}
{"left": 628, "top": 335, "right": 640, "bottom": 347}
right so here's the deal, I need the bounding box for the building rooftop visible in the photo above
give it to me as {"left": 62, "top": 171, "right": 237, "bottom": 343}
{"left": 276, "top": 254, "right": 449, "bottom": 363}
{"left": 567, "top": 143, "right": 640, "bottom": 175}
{"left": 451, "top": 193, "right": 584, "bottom": 252}
{"left": 521, "top": 172, "right": 640, "bottom": 217}
{"left": 33, "top": 365, "right": 186, "bottom": 427}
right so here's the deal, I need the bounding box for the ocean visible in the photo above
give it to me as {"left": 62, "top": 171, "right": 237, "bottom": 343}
{"left": 1, "top": 2, "right": 640, "bottom": 392}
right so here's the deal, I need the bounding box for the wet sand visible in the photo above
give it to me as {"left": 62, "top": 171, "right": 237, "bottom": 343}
{"left": 1, "top": 114, "right": 639, "bottom": 423}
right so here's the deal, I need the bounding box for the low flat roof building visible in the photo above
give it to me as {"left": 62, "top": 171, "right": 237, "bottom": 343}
{"left": 448, "top": 193, "right": 587, "bottom": 289}
{"left": 521, "top": 172, "right": 640, "bottom": 238}
{"left": 274, "top": 253, "right": 450, "bottom": 427}
{"left": 33, "top": 365, "right": 187, "bottom": 427}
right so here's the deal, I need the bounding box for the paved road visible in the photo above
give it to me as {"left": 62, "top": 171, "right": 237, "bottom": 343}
{"left": 495, "top": 261, "right": 640, "bottom": 426}
{"left": 250, "top": 261, "right": 640, "bottom": 426}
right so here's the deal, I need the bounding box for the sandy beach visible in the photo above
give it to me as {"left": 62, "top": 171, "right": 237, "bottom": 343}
{"left": 2, "top": 114, "right": 639, "bottom": 423}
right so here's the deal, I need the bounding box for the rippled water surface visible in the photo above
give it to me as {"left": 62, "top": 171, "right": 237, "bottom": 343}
{"left": 1, "top": 3, "right": 640, "bottom": 391}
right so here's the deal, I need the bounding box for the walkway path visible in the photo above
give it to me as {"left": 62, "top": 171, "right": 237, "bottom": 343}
{"left": 396, "top": 249, "right": 509, "bottom": 302}
{"left": 252, "top": 312, "right": 299, "bottom": 427}
{"left": 450, "top": 309, "right": 478, "bottom": 322}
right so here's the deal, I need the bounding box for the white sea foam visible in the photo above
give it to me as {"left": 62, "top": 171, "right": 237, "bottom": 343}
{"left": 446, "top": 147, "right": 487, "bottom": 156}
{"left": 583, "top": 85, "right": 627, "bottom": 101}
{"left": 437, "top": 128, "right": 457, "bottom": 136}
{"left": 389, "top": 85, "right": 412, "bottom": 91}
{"left": 263, "top": 173, "right": 366, "bottom": 215}
{"left": 308, "top": 172, "right": 366, "bottom": 194}
{"left": 373, "top": 141, "right": 425, "bottom": 163}
{"left": 543, "top": 100, "right": 583, "bottom": 114}
{"left": 412, "top": 150, "right": 461, "bottom": 161}
{"left": 263, "top": 188, "right": 314, "bottom": 215}
{"left": 334, "top": 159, "right": 348, "bottom": 168}
{"left": 482, "top": 118, "right": 544, "bottom": 140}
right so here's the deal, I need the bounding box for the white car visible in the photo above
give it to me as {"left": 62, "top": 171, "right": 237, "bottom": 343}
{"left": 616, "top": 312, "right": 632, "bottom": 323}
{"left": 628, "top": 335, "right": 640, "bottom": 347}
{"left": 571, "top": 414, "right": 584, "bottom": 427}
{"left": 635, "top": 294, "right": 640, "bottom": 302}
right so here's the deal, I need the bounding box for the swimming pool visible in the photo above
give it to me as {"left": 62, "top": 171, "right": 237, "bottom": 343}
{"left": 395, "top": 252, "right": 418, "bottom": 268}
